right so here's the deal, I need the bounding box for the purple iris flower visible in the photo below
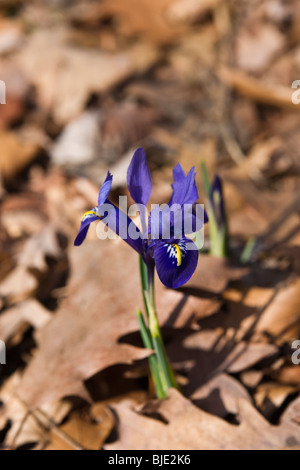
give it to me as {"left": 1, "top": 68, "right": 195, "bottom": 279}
{"left": 74, "top": 148, "right": 207, "bottom": 289}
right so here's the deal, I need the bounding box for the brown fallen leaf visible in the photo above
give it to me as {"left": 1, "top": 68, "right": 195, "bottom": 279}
{"left": 189, "top": 372, "right": 251, "bottom": 418}
{"left": 0, "top": 299, "right": 52, "bottom": 344}
{"left": 0, "top": 19, "right": 23, "bottom": 55}
{"left": 254, "top": 383, "right": 297, "bottom": 418}
{"left": 167, "top": 0, "right": 220, "bottom": 25}
{"left": 18, "top": 240, "right": 211, "bottom": 407}
{"left": 16, "top": 29, "right": 159, "bottom": 124}
{"left": 105, "top": 389, "right": 300, "bottom": 450}
{"left": 181, "top": 254, "right": 248, "bottom": 295}
{"left": 235, "top": 24, "right": 285, "bottom": 73}
{"left": 0, "top": 65, "right": 29, "bottom": 129}
{"left": 171, "top": 328, "right": 278, "bottom": 378}
{"left": 255, "top": 278, "right": 300, "bottom": 342}
{"left": 0, "top": 130, "right": 39, "bottom": 182}
{"left": 0, "top": 265, "right": 37, "bottom": 306}
{"left": 52, "top": 103, "right": 158, "bottom": 170}
{"left": 240, "top": 370, "right": 264, "bottom": 389}
{"left": 70, "top": 0, "right": 186, "bottom": 45}
{"left": 45, "top": 406, "right": 114, "bottom": 451}
{"left": 1, "top": 192, "right": 47, "bottom": 238}
{"left": 219, "top": 66, "right": 300, "bottom": 111}
{"left": 275, "top": 366, "right": 300, "bottom": 386}
{"left": 0, "top": 372, "right": 71, "bottom": 449}
{"left": 17, "top": 225, "right": 62, "bottom": 273}
{"left": 281, "top": 395, "right": 300, "bottom": 427}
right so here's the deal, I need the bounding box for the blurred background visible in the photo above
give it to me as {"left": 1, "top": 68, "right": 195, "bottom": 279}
{"left": 0, "top": 0, "right": 299, "bottom": 450}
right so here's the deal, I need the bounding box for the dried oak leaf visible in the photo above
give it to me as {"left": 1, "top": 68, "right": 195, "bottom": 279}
{"left": 189, "top": 372, "right": 252, "bottom": 418}
{"left": 45, "top": 406, "right": 114, "bottom": 450}
{"left": 18, "top": 240, "right": 208, "bottom": 407}
{"left": 0, "top": 372, "right": 71, "bottom": 449}
{"left": 105, "top": 389, "right": 300, "bottom": 450}
{"left": 181, "top": 254, "right": 248, "bottom": 295}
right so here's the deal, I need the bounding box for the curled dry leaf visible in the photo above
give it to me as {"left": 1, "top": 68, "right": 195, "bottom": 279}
{"left": 105, "top": 389, "right": 300, "bottom": 450}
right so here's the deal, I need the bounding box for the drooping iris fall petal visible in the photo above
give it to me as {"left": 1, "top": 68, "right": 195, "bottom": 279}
{"left": 153, "top": 237, "right": 198, "bottom": 289}
{"left": 74, "top": 209, "right": 101, "bottom": 246}
{"left": 74, "top": 171, "right": 112, "bottom": 247}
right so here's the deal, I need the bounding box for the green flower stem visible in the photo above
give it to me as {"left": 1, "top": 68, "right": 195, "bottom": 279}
{"left": 138, "top": 257, "right": 178, "bottom": 397}
{"left": 146, "top": 264, "right": 178, "bottom": 392}
{"left": 139, "top": 256, "right": 150, "bottom": 318}
{"left": 241, "top": 236, "right": 256, "bottom": 263}
{"left": 137, "top": 309, "right": 165, "bottom": 399}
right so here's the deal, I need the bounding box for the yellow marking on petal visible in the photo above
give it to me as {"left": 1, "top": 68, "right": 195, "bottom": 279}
{"left": 173, "top": 243, "right": 182, "bottom": 267}
{"left": 81, "top": 210, "right": 100, "bottom": 221}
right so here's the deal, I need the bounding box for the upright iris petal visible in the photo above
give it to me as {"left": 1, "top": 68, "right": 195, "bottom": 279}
{"left": 98, "top": 171, "right": 113, "bottom": 205}
{"left": 153, "top": 237, "right": 198, "bottom": 289}
{"left": 127, "top": 147, "right": 152, "bottom": 206}
{"left": 170, "top": 164, "right": 198, "bottom": 206}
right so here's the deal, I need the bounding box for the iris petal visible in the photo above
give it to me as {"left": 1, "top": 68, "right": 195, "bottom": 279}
{"left": 98, "top": 171, "right": 113, "bottom": 206}
{"left": 153, "top": 237, "right": 198, "bottom": 288}
{"left": 104, "top": 202, "right": 144, "bottom": 255}
{"left": 127, "top": 148, "right": 152, "bottom": 206}
{"left": 74, "top": 208, "right": 101, "bottom": 246}
{"left": 170, "top": 164, "right": 198, "bottom": 206}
